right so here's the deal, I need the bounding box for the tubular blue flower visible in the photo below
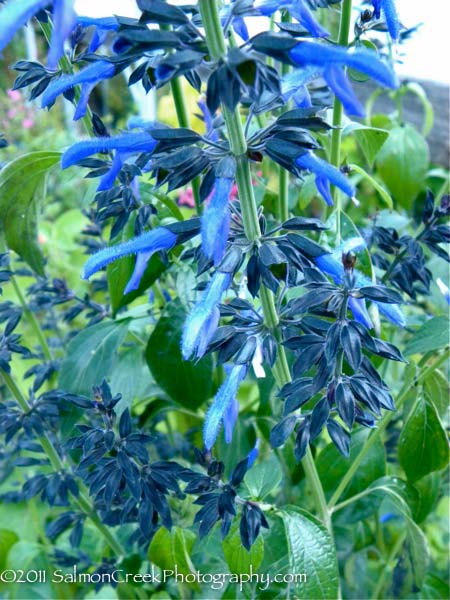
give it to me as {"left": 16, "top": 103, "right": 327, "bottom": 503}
{"left": 181, "top": 271, "right": 232, "bottom": 360}
{"left": 41, "top": 61, "right": 116, "bottom": 120}
{"left": 197, "top": 96, "right": 219, "bottom": 141}
{"left": 60, "top": 132, "right": 157, "bottom": 191}
{"left": 281, "top": 67, "right": 320, "bottom": 109}
{"left": 77, "top": 16, "right": 119, "bottom": 52}
{"left": 315, "top": 237, "right": 406, "bottom": 327}
{"left": 0, "top": 0, "right": 75, "bottom": 67}
{"left": 296, "top": 151, "right": 355, "bottom": 206}
{"left": 247, "top": 439, "right": 261, "bottom": 468}
{"left": 223, "top": 397, "right": 239, "bottom": 443}
{"left": 372, "top": 0, "right": 400, "bottom": 40}
{"left": 82, "top": 228, "right": 177, "bottom": 294}
{"left": 47, "top": 0, "right": 77, "bottom": 70}
{"left": 203, "top": 364, "right": 247, "bottom": 450}
{"left": 289, "top": 42, "right": 398, "bottom": 116}
{"left": 201, "top": 177, "right": 234, "bottom": 265}
{"left": 254, "top": 1, "right": 329, "bottom": 38}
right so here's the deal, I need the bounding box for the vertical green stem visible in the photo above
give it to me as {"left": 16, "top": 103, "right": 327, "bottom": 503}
{"left": 329, "top": 0, "right": 353, "bottom": 243}
{"left": 170, "top": 76, "right": 202, "bottom": 213}
{"left": 199, "top": 0, "right": 331, "bottom": 536}
{"left": 10, "top": 275, "right": 53, "bottom": 362}
{"left": 0, "top": 369, "right": 125, "bottom": 556}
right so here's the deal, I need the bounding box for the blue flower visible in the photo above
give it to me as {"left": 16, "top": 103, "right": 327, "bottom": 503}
{"left": 47, "top": 0, "right": 77, "bottom": 70}
{"left": 254, "top": 1, "right": 329, "bottom": 38}
{"left": 315, "top": 237, "right": 406, "bottom": 327}
{"left": 281, "top": 67, "right": 321, "bottom": 109}
{"left": 82, "top": 227, "right": 177, "bottom": 294}
{"left": 61, "top": 132, "right": 157, "bottom": 190}
{"left": 372, "top": 0, "right": 400, "bottom": 40}
{"left": 296, "top": 151, "right": 355, "bottom": 206}
{"left": 77, "top": 16, "right": 119, "bottom": 52}
{"left": 289, "top": 42, "right": 398, "bottom": 117}
{"left": 201, "top": 178, "right": 234, "bottom": 265}
{"left": 42, "top": 61, "right": 116, "bottom": 121}
{"left": 247, "top": 439, "right": 260, "bottom": 468}
{"left": 223, "top": 397, "right": 239, "bottom": 443}
{"left": 181, "top": 271, "right": 232, "bottom": 360}
{"left": 197, "top": 96, "right": 219, "bottom": 141}
{"left": 0, "top": 0, "right": 76, "bottom": 68}
{"left": 203, "top": 364, "right": 247, "bottom": 450}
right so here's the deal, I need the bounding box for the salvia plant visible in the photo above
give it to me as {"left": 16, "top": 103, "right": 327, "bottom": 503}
{"left": 0, "top": 0, "right": 449, "bottom": 599}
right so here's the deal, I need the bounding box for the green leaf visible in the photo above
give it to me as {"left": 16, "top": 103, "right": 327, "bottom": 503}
{"left": 404, "top": 316, "right": 450, "bottom": 355}
{"left": 344, "top": 123, "right": 389, "bottom": 166}
{"left": 148, "top": 526, "right": 197, "bottom": 577}
{"left": 316, "top": 428, "right": 386, "bottom": 500}
{"left": 398, "top": 393, "right": 449, "bottom": 483}
{"left": 244, "top": 455, "right": 283, "bottom": 501}
{"left": 145, "top": 299, "right": 213, "bottom": 408}
{"left": 280, "top": 507, "right": 339, "bottom": 599}
{"left": 59, "top": 320, "right": 130, "bottom": 396}
{"left": 375, "top": 124, "right": 429, "bottom": 207}
{"left": 222, "top": 522, "right": 264, "bottom": 574}
{"left": 413, "top": 574, "right": 450, "bottom": 599}
{"left": 424, "top": 369, "right": 449, "bottom": 418}
{"left": 0, "top": 151, "right": 61, "bottom": 275}
{"left": 412, "top": 473, "right": 441, "bottom": 523}
{"left": 349, "top": 163, "right": 393, "bottom": 209}
{"left": 0, "top": 529, "right": 18, "bottom": 570}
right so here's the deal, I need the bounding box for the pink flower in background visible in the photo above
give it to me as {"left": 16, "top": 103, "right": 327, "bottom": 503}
{"left": 7, "top": 89, "right": 21, "bottom": 101}
{"left": 178, "top": 187, "right": 196, "bottom": 208}
{"left": 22, "top": 118, "right": 34, "bottom": 129}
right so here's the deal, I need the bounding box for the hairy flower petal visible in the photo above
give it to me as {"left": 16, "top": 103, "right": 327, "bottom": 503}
{"left": 254, "top": 1, "right": 329, "bottom": 37}
{"left": 0, "top": 0, "right": 49, "bottom": 54}
{"left": 296, "top": 152, "right": 355, "bottom": 202}
{"left": 42, "top": 61, "right": 116, "bottom": 112}
{"left": 47, "top": 0, "right": 77, "bottom": 70}
{"left": 203, "top": 364, "right": 247, "bottom": 450}
{"left": 82, "top": 228, "right": 177, "bottom": 281}
{"left": 182, "top": 272, "right": 232, "bottom": 360}
{"left": 61, "top": 132, "right": 157, "bottom": 169}
{"left": 201, "top": 178, "right": 233, "bottom": 265}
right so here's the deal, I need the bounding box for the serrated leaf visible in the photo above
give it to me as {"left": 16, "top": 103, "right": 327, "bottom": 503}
{"left": 0, "top": 151, "right": 61, "bottom": 275}
{"left": 145, "top": 299, "right": 213, "bottom": 408}
{"left": 222, "top": 521, "right": 264, "bottom": 574}
{"left": 404, "top": 317, "right": 450, "bottom": 355}
{"left": 59, "top": 320, "right": 130, "bottom": 396}
{"left": 280, "top": 507, "right": 339, "bottom": 599}
{"left": 398, "top": 393, "right": 449, "bottom": 483}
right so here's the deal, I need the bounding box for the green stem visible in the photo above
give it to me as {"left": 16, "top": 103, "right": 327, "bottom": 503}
{"left": 10, "top": 275, "right": 53, "bottom": 362}
{"left": 170, "top": 76, "right": 202, "bottom": 213}
{"left": 328, "top": 348, "right": 450, "bottom": 509}
{"left": 329, "top": 0, "right": 353, "bottom": 243}
{"left": 0, "top": 369, "right": 125, "bottom": 557}
{"left": 199, "top": 0, "right": 331, "bottom": 536}
{"left": 371, "top": 531, "right": 406, "bottom": 599}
